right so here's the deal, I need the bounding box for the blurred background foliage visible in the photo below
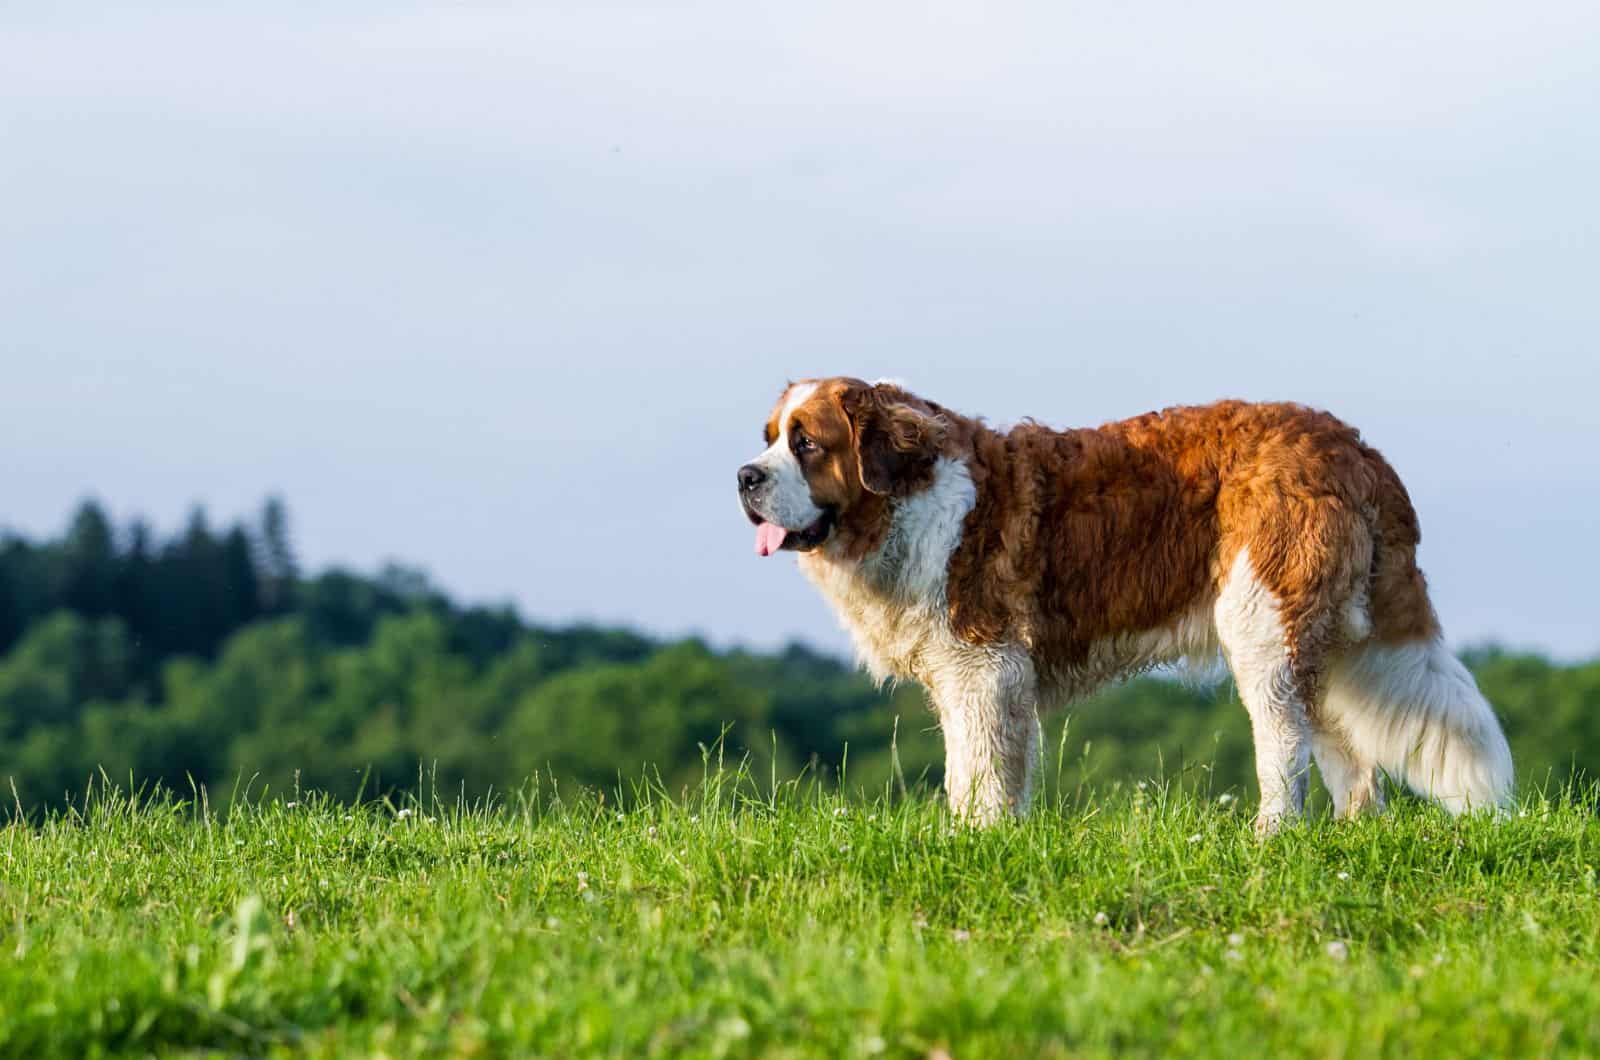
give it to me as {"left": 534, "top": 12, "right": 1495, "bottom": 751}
{"left": 1, "top": 499, "right": 1595, "bottom": 811}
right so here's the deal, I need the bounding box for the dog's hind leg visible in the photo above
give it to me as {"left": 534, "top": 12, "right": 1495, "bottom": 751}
{"left": 1215, "top": 548, "right": 1315, "bottom": 835}
{"left": 1311, "top": 724, "right": 1385, "bottom": 818}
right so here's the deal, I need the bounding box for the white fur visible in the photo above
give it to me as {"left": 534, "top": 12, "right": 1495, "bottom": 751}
{"left": 801, "top": 457, "right": 978, "bottom": 683}
{"left": 1310, "top": 728, "right": 1385, "bottom": 818}
{"left": 1323, "top": 637, "right": 1513, "bottom": 813}
{"left": 928, "top": 643, "right": 1040, "bottom": 824}
{"left": 803, "top": 458, "right": 1039, "bottom": 822}
{"left": 1213, "top": 548, "right": 1313, "bottom": 832}
{"left": 1342, "top": 586, "right": 1373, "bottom": 642}
{"left": 745, "top": 383, "right": 823, "bottom": 530}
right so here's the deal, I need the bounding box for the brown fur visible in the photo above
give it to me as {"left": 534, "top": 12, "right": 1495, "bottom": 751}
{"left": 773, "top": 380, "right": 1438, "bottom": 701}
{"left": 954, "top": 400, "right": 1436, "bottom": 702}
{"left": 751, "top": 378, "right": 1517, "bottom": 827}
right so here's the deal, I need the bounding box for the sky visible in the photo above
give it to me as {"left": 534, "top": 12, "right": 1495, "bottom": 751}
{"left": 3, "top": 3, "right": 1597, "bottom": 660}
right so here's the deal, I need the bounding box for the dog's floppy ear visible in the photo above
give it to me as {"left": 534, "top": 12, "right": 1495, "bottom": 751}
{"left": 841, "top": 383, "right": 948, "bottom": 496}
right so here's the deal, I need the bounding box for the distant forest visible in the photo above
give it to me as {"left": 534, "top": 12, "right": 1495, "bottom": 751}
{"left": 2, "top": 500, "right": 1597, "bottom": 811}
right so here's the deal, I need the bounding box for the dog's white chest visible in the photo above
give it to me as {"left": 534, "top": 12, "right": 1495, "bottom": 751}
{"left": 800, "top": 561, "right": 945, "bottom": 682}
{"left": 798, "top": 457, "right": 978, "bottom": 684}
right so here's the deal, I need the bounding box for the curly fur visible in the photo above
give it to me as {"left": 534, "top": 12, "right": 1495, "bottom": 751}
{"left": 744, "top": 378, "right": 1513, "bottom": 829}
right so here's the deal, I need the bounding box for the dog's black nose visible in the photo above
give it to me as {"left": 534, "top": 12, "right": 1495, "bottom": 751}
{"left": 738, "top": 465, "right": 767, "bottom": 492}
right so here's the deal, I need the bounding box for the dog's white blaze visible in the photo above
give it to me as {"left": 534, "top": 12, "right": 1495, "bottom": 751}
{"left": 746, "top": 382, "right": 823, "bottom": 531}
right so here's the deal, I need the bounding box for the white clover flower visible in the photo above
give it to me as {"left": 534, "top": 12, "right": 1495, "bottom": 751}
{"left": 1093, "top": 912, "right": 1109, "bottom": 927}
{"left": 1218, "top": 793, "right": 1236, "bottom": 806}
{"left": 1225, "top": 948, "right": 1243, "bottom": 962}
{"left": 1326, "top": 940, "right": 1349, "bottom": 962}
{"left": 1227, "top": 932, "right": 1244, "bottom": 947}
{"left": 1336, "top": 871, "right": 1351, "bottom": 881}
{"left": 396, "top": 808, "right": 413, "bottom": 820}
{"left": 1187, "top": 833, "right": 1203, "bottom": 844}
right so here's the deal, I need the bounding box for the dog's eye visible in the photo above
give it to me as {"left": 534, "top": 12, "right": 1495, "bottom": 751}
{"left": 793, "top": 432, "right": 820, "bottom": 455}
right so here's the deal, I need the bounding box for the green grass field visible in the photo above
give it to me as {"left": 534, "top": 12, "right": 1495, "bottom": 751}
{"left": 3, "top": 769, "right": 1598, "bottom": 1058}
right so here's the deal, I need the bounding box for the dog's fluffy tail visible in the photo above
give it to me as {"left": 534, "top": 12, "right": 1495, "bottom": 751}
{"left": 1325, "top": 637, "right": 1513, "bottom": 813}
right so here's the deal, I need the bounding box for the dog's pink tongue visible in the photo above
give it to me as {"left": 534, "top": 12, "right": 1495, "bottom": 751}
{"left": 754, "top": 522, "right": 788, "bottom": 557}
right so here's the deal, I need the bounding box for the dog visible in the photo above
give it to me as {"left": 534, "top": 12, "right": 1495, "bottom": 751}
{"left": 737, "top": 378, "right": 1513, "bottom": 830}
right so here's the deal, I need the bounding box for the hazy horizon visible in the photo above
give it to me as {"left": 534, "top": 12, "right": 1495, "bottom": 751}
{"left": 5, "top": 3, "right": 1597, "bottom": 660}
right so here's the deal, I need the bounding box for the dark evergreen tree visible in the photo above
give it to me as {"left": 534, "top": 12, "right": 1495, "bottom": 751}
{"left": 258, "top": 496, "right": 297, "bottom": 613}
{"left": 60, "top": 501, "right": 118, "bottom": 618}
{"left": 221, "top": 527, "right": 262, "bottom": 632}
{"left": 113, "top": 520, "right": 156, "bottom": 673}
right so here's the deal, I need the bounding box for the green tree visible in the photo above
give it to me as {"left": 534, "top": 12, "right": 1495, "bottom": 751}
{"left": 0, "top": 613, "right": 134, "bottom": 739}
{"left": 504, "top": 641, "right": 771, "bottom": 796}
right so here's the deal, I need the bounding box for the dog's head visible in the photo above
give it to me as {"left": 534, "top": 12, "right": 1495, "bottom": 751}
{"left": 737, "top": 378, "right": 950, "bottom": 556}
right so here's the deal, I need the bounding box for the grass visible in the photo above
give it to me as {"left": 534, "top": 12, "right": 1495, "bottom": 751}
{"left": 2, "top": 766, "right": 1598, "bottom": 1058}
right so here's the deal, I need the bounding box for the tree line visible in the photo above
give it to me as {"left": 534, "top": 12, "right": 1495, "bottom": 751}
{"left": 1, "top": 501, "right": 1595, "bottom": 810}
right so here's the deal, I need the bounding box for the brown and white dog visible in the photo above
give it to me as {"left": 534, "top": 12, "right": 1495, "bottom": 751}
{"left": 737, "top": 378, "right": 1513, "bottom": 830}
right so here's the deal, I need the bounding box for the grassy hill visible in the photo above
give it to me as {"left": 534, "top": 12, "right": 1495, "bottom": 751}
{"left": 4, "top": 771, "right": 1597, "bottom": 1057}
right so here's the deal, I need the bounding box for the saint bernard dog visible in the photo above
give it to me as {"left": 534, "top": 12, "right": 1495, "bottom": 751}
{"left": 737, "top": 377, "right": 1513, "bottom": 831}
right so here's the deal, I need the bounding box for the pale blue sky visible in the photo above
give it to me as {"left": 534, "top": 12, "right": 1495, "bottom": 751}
{"left": 3, "top": 3, "right": 1597, "bottom": 658}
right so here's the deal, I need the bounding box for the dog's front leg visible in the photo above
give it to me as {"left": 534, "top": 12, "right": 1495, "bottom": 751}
{"left": 928, "top": 645, "right": 1039, "bottom": 825}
